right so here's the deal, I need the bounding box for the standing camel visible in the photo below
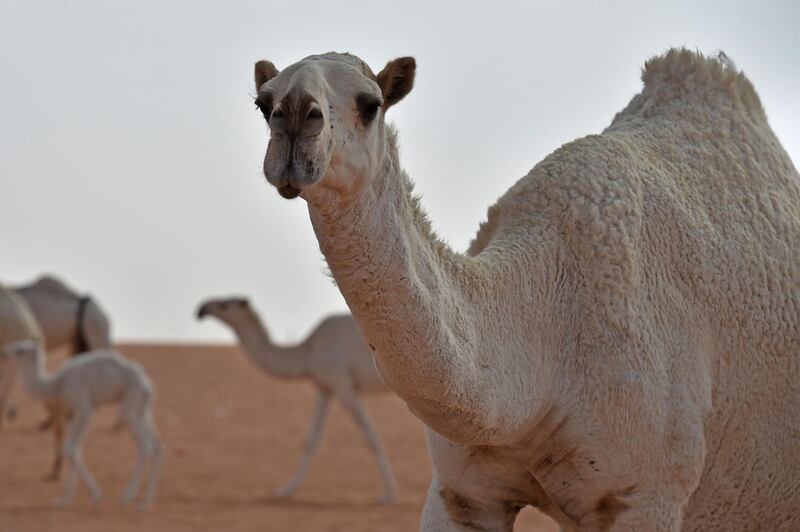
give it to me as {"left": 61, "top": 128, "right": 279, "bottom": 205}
{"left": 0, "top": 284, "right": 43, "bottom": 430}
{"left": 2, "top": 275, "right": 113, "bottom": 479}
{"left": 1, "top": 339, "right": 162, "bottom": 509}
{"left": 251, "top": 49, "right": 800, "bottom": 530}
{"left": 196, "top": 297, "right": 397, "bottom": 503}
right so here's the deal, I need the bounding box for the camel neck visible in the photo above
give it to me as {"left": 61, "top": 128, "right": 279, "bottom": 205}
{"left": 17, "top": 348, "right": 58, "bottom": 399}
{"left": 229, "top": 309, "right": 309, "bottom": 379}
{"left": 307, "top": 128, "right": 497, "bottom": 437}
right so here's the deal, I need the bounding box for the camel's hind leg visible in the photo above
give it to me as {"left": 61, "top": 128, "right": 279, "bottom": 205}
{"left": 120, "top": 388, "right": 162, "bottom": 509}
{"left": 46, "top": 406, "right": 66, "bottom": 481}
{"left": 338, "top": 389, "right": 397, "bottom": 504}
{"left": 274, "top": 387, "right": 332, "bottom": 498}
{"left": 56, "top": 405, "right": 101, "bottom": 507}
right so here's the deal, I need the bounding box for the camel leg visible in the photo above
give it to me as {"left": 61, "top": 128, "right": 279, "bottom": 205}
{"left": 140, "top": 412, "right": 163, "bottom": 509}
{"left": 421, "top": 477, "right": 518, "bottom": 531}
{"left": 338, "top": 390, "right": 397, "bottom": 504}
{"left": 120, "top": 390, "right": 162, "bottom": 508}
{"left": 0, "top": 363, "right": 14, "bottom": 430}
{"left": 55, "top": 407, "right": 102, "bottom": 507}
{"left": 274, "top": 388, "right": 332, "bottom": 498}
{"left": 121, "top": 416, "right": 147, "bottom": 503}
{"left": 46, "top": 408, "right": 65, "bottom": 481}
{"left": 0, "top": 358, "right": 17, "bottom": 423}
{"left": 137, "top": 411, "right": 163, "bottom": 509}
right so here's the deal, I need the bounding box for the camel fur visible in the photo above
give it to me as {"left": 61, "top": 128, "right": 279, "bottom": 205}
{"left": 252, "top": 48, "right": 800, "bottom": 530}
{"left": 197, "top": 296, "right": 397, "bottom": 503}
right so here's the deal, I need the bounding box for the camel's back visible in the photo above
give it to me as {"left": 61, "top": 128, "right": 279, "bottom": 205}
{"left": 59, "top": 349, "right": 151, "bottom": 404}
{"left": 15, "top": 276, "right": 81, "bottom": 349}
{"left": 309, "top": 314, "right": 387, "bottom": 393}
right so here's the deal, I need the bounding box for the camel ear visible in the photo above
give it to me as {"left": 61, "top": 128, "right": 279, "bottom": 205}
{"left": 255, "top": 60, "right": 280, "bottom": 90}
{"left": 377, "top": 57, "right": 416, "bottom": 110}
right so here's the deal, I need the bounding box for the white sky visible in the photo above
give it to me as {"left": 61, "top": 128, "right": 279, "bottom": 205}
{"left": 1, "top": 0, "right": 798, "bottom": 342}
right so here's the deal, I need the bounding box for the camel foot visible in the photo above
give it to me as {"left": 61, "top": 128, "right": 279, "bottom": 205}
{"left": 381, "top": 493, "right": 397, "bottom": 505}
{"left": 53, "top": 497, "right": 69, "bottom": 509}
{"left": 273, "top": 485, "right": 295, "bottom": 499}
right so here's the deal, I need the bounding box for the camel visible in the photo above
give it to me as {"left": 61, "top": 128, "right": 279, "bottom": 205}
{"left": 1, "top": 339, "right": 162, "bottom": 509}
{"left": 0, "top": 284, "right": 43, "bottom": 429}
{"left": 196, "top": 297, "right": 397, "bottom": 503}
{"left": 2, "top": 275, "right": 114, "bottom": 479}
{"left": 251, "top": 48, "right": 800, "bottom": 530}
{"left": 14, "top": 275, "right": 113, "bottom": 357}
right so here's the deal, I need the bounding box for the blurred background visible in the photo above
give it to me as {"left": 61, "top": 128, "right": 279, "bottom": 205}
{"left": 1, "top": 0, "right": 798, "bottom": 344}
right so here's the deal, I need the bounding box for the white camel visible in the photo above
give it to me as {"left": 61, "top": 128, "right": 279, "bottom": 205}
{"left": 1, "top": 339, "right": 162, "bottom": 509}
{"left": 196, "top": 296, "right": 397, "bottom": 503}
{"left": 2, "top": 275, "right": 114, "bottom": 480}
{"left": 252, "top": 48, "right": 800, "bottom": 530}
{"left": 0, "top": 284, "right": 43, "bottom": 429}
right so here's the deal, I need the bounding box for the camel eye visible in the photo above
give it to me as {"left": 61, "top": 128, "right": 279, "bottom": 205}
{"left": 307, "top": 108, "right": 323, "bottom": 120}
{"left": 255, "top": 94, "right": 273, "bottom": 121}
{"left": 356, "top": 93, "right": 381, "bottom": 125}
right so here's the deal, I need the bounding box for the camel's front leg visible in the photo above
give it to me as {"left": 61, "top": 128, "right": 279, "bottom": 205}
{"left": 0, "top": 362, "right": 13, "bottom": 430}
{"left": 46, "top": 407, "right": 65, "bottom": 481}
{"left": 55, "top": 406, "right": 101, "bottom": 507}
{"left": 274, "top": 388, "right": 331, "bottom": 498}
{"left": 421, "top": 477, "right": 520, "bottom": 532}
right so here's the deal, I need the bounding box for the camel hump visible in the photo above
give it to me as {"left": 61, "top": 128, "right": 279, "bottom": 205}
{"left": 27, "top": 275, "right": 77, "bottom": 298}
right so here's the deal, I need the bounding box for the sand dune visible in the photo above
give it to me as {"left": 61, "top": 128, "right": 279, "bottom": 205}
{"left": 0, "top": 344, "right": 557, "bottom": 531}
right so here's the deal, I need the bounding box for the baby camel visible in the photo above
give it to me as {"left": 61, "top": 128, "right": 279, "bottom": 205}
{"left": 196, "top": 297, "right": 397, "bottom": 503}
{"left": 1, "top": 339, "right": 162, "bottom": 508}
{"left": 8, "top": 274, "right": 115, "bottom": 480}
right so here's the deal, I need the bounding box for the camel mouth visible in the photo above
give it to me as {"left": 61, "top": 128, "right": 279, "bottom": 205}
{"left": 277, "top": 184, "right": 301, "bottom": 199}
{"left": 196, "top": 307, "right": 209, "bottom": 319}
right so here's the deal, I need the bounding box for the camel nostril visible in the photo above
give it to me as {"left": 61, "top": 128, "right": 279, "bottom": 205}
{"left": 307, "top": 108, "right": 323, "bottom": 120}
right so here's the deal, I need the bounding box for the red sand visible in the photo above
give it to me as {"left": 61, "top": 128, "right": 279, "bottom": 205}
{"left": 0, "top": 344, "right": 557, "bottom": 531}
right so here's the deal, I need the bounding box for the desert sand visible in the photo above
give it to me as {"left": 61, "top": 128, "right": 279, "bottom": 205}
{"left": 0, "top": 344, "right": 557, "bottom": 531}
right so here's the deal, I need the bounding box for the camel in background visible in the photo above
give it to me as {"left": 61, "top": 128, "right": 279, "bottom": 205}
{"left": 197, "top": 297, "right": 397, "bottom": 503}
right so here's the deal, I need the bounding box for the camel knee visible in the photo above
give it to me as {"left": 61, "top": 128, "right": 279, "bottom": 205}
{"left": 150, "top": 439, "right": 163, "bottom": 458}
{"left": 422, "top": 479, "right": 518, "bottom": 532}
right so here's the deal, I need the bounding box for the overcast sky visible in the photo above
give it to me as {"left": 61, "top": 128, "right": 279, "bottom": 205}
{"left": 1, "top": 0, "right": 798, "bottom": 342}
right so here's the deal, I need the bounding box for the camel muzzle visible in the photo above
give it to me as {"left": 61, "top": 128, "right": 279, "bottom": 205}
{"left": 278, "top": 183, "right": 301, "bottom": 199}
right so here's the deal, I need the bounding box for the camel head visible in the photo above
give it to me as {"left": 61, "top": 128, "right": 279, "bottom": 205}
{"left": 196, "top": 297, "right": 251, "bottom": 327}
{"left": 253, "top": 52, "right": 415, "bottom": 204}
